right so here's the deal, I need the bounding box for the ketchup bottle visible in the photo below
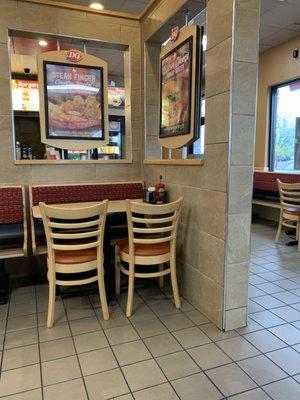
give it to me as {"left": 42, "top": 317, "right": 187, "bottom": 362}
{"left": 155, "top": 175, "right": 166, "bottom": 204}
{"left": 155, "top": 175, "right": 165, "bottom": 192}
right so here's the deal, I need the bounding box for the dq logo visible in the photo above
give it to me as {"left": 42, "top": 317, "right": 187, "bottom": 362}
{"left": 66, "top": 49, "right": 83, "bottom": 63}
{"left": 171, "top": 26, "right": 179, "bottom": 42}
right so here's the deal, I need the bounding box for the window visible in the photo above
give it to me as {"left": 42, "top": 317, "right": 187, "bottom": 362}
{"left": 188, "top": 98, "right": 205, "bottom": 157}
{"left": 269, "top": 79, "right": 300, "bottom": 171}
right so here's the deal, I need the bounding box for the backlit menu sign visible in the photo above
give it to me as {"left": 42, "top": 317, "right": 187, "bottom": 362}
{"left": 11, "top": 79, "right": 39, "bottom": 111}
{"left": 160, "top": 38, "right": 192, "bottom": 138}
{"left": 44, "top": 62, "right": 104, "bottom": 140}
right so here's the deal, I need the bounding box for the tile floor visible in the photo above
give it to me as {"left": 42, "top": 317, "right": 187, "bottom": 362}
{"left": 0, "top": 220, "right": 300, "bottom": 399}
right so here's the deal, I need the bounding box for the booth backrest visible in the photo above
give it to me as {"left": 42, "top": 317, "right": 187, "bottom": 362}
{"left": 253, "top": 172, "right": 300, "bottom": 192}
{"left": 30, "top": 181, "right": 144, "bottom": 206}
{"left": 0, "top": 186, "right": 24, "bottom": 224}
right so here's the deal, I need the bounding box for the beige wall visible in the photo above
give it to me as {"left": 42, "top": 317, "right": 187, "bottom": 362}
{"left": 0, "top": 0, "right": 142, "bottom": 186}
{"left": 255, "top": 34, "right": 300, "bottom": 169}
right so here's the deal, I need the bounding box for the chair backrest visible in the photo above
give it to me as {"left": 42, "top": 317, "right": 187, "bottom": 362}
{"left": 277, "top": 179, "right": 300, "bottom": 209}
{"left": 39, "top": 200, "right": 108, "bottom": 263}
{"left": 125, "top": 198, "right": 183, "bottom": 256}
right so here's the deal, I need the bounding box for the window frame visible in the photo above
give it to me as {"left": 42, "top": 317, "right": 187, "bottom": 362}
{"left": 269, "top": 77, "right": 300, "bottom": 172}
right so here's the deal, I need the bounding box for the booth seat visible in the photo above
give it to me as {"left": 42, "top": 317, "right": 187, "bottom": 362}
{"left": 0, "top": 186, "right": 27, "bottom": 304}
{"left": 253, "top": 171, "right": 300, "bottom": 209}
{"left": 29, "top": 181, "right": 144, "bottom": 255}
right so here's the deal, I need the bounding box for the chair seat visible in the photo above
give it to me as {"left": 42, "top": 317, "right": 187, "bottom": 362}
{"left": 0, "top": 223, "right": 24, "bottom": 251}
{"left": 116, "top": 239, "right": 170, "bottom": 256}
{"left": 55, "top": 248, "right": 97, "bottom": 264}
{"left": 284, "top": 207, "right": 300, "bottom": 216}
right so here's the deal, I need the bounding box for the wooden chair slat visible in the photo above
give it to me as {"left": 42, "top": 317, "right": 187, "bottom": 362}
{"left": 52, "top": 241, "right": 100, "bottom": 251}
{"left": 133, "top": 236, "right": 173, "bottom": 244}
{"left": 50, "top": 230, "right": 101, "bottom": 240}
{"left": 132, "top": 215, "right": 176, "bottom": 224}
{"left": 132, "top": 226, "right": 174, "bottom": 234}
{"left": 49, "top": 220, "right": 100, "bottom": 229}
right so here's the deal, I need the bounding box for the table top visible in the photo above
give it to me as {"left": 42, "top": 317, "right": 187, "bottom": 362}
{"left": 32, "top": 199, "right": 143, "bottom": 219}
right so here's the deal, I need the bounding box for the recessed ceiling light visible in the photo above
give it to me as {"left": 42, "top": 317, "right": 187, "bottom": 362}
{"left": 38, "top": 40, "right": 48, "bottom": 46}
{"left": 89, "top": 2, "right": 104, "bottom": 10}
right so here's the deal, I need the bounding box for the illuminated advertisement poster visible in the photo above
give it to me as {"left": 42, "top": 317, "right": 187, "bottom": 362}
{"left": 11, "top": 79, "right": 39, "bottom": 111}
{"left": 108, "top": 87, "right": 125, "bottom": 108}
{"left": 160, "top": 37, "right": 192, "bottom": 138}
{"left": 44, "top": 62, "right": 104, "bottom": 140}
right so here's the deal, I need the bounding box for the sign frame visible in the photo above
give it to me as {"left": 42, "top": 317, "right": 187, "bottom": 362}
{"left": 37, "top": 49, "right": 109, "bottom": 150}
{"left": 158, "top": 25, "right": 201, "bottom": 149}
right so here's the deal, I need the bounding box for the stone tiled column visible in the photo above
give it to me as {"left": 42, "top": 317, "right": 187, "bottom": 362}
{"left": 206, "top": 0, "right": 260, "bottom": 330}
{"left": 144, "top": 42, "right": 162, "bottom": 160}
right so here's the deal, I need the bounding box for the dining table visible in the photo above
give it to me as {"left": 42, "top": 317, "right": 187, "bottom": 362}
{"left": 32, "top": 199, "right": 143, "bottom": 302}
{"left": 31, "top": 199, "right": 143, "bottom": 219}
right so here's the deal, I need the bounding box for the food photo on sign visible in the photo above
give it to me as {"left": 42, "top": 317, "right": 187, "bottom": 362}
{"left": 108, "top": 87, "right": 125, "bottom": 108}
{"left": 160, "top": 37, "right": 192, "bottom": 138}
{"left": 43, "top": 62, "right": 104, "bottom": 140}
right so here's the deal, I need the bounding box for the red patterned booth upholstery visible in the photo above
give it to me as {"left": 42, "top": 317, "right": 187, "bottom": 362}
{"left": 31, "top": 182, "right": 144, "bottom": 206}
{"left": 0, "top": 187, "right": 24, "bottom": 224}
{"left": 253, "top": 172, "right": 300, "bottom": 193}
{"left": 253, "top": 172, "right": 300, "bottom": 210}
{"left": 29, "top": 181, "right": 144, "bottom": 255}
{"left": 0, "top": 186, "right": 27, "bottom": 258}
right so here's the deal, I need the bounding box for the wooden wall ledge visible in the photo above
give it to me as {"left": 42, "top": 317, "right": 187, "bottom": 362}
{"left": 143, "top": 159, "right": 204, "bottom": 166}
{"left": 15, "top": 159, "right": 132, "bottom": 165}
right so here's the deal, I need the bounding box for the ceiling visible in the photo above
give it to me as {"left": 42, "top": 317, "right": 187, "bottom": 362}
{"left": 58, "top": 0, "right": 151, "bottom": 15}
{"left": 260, "top": 0, "right": 300, "bottom": 52}
{"left": 10, "top": 0, "right": 300, "bottom": 78}
{"left": 10, "top": 36, "right": 125, "bottom": 79}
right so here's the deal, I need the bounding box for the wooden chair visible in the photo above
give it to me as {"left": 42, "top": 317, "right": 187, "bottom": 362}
{"left": 39, "top": 201, "right": 109, "bottom": 327}
{"left": 115, "top": 198, "right": 183, "bottom": 317}
{"left": 275, "top": 179, "right": 300, "bottom": 250}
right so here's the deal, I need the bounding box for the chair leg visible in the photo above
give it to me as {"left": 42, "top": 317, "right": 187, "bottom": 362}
{"left": 115, "top": 247, "right": 121, "bottom": 296}
{"left": 98, "top": 274, "right": 109, "bottom": 321}
{"left": 170, "top": 257, "right": 181, "bottom": 309}
{"left": 275, "top": 213, "right": 283, "bottom": 243}
{"left": 159, "top": 264, "right": 164, "bottom": 289}
{"left": 47, "top": 280, "right": 56, "bottom": 328}
{"left": 126, "top": 262, "right": 135, "bottom": 317}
